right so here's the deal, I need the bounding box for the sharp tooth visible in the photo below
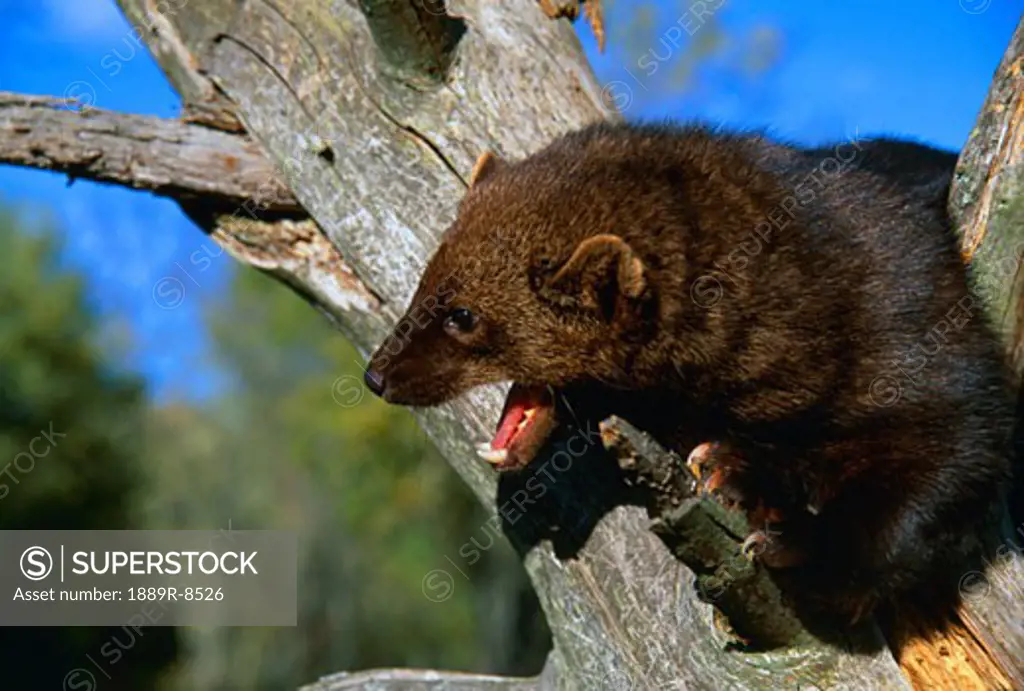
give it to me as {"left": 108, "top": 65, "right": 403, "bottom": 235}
{"left": 476, "top": 447, "right": 508, "bottom": 465}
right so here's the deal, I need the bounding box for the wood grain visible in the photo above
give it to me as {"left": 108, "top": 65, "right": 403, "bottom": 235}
{"left": 0, "top": 92, "right": 299, "bottom": 212}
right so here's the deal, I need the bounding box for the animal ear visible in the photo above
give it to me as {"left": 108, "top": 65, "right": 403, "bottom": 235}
{"left": 469, "top": 151, "right": 505, "bottom": 187}
{"left": 540, "top": 234, "right": 650, "bottom": 324}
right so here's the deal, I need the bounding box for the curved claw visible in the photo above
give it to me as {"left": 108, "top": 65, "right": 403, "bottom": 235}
{"left": 685, "top": 441, "right": 720, "bottom": 479}
{"left": 686, "top": 441, "right": 732, "bottom": 500}
{"left": 740, "top": 531, "right": 767, "bottom": 561}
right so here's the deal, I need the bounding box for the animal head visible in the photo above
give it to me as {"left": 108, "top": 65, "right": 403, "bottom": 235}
{"left": 364, "top": 130, "right": 676, "bottom": 468}
{"left": 365, "top": 143, "right": 660, "bottom": 400}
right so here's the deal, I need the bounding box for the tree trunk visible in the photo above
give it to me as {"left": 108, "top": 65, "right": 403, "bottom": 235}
{"left": 2, "top": 2, "right": 1022, "bottom": 688}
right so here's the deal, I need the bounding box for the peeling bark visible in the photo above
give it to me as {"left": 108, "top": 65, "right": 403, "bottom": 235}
{"left": 948, "top": 18, "right": 1024, "bottom": 690}
{"left": 953, "top": 21, "right": 1024, "bottom": 359}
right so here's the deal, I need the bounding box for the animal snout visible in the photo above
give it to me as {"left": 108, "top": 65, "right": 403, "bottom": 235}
{"left": 363, "top": 367, "right": 386, "bottom": 397}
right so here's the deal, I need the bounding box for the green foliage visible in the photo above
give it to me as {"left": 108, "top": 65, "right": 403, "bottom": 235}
{"left": 0, "top": 206, "right": 547, "bottom": 690}
{"left": 145, "top": 267, "right": 549, "bottom": 690}
{"left": 0, "top": 209, "right": 176, "bottom": 688}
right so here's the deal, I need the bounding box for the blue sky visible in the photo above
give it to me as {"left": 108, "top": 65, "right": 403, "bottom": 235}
{"left": 0, "top": 0, "right": 1018, "bottom": 400}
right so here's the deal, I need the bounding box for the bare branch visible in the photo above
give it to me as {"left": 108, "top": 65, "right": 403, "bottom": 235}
{"left": 603, "top": 418, "right": 814, "bottom": 649}
{"left": 303, "top": 668, "right": 541, "bottom": 691}
{"left": 0, "top": 92, "right": 299, "bottom": 213}
{"left": 205, "top": 215, "right": 383, "bottom": 324}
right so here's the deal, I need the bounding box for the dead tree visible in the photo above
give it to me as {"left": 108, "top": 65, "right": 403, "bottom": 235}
{"left": 1, "top": 2, "right": 1022, "bottom": 688}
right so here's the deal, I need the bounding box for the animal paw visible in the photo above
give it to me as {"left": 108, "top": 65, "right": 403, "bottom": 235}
{"left": 740, "top": 530, "right": 770, "bottom": 561}
{"left": 741, "top": 522, "right": 807, "bottom": 569}
{"left": 712, "top": 609, "right": 753, "bottom": 646}
{"left": 685, "top": 441, "right": 744, "bottom": 509}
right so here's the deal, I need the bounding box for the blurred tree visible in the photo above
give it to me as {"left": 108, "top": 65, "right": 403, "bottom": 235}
{"left": 141, "top": 267, "right": 549, "bottom": 690}
{"left": 604, "top": 0, "right": 779, "bottom": 107}
{"left": 0, "top": 207, "right": 176, "bottom": 689}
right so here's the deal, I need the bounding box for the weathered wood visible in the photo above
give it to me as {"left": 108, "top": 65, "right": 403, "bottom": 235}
{"left": 952, "top": 19, "right": 1024, "bottom": 351}
{"left": 358, "top": 0, "right": 466, "bottom": 85}
{"left": 0, "top": 92, "right": 298, "bottom": 212}
{"left": 119, "top": 0, "right": 242, "bottom": 132}
{"left": 108, "top": 0, "right": 915, "bottom": 687}
{"left": 303, "top": 667, "right": 542, "bottom": 691}
{"left": 948, "top": 18, "right": 1024, "bottom": 688}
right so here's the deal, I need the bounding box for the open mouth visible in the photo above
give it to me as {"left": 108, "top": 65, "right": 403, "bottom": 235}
{"left": 475, "top": 383, "right": 558, "bottom": 471}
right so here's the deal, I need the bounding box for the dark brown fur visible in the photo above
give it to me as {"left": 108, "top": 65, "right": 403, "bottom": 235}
{"left": 366, "top": 122, "right": 1015, "bottom": 622}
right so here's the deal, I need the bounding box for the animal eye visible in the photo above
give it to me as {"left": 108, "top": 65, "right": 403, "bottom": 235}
{"left": 444, "top": 307, "right": 477, "bottom": 335}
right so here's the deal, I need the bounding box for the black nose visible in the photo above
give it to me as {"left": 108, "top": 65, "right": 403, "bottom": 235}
{"left": 364, "top": 368, "right": 386, "bottom": 396}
